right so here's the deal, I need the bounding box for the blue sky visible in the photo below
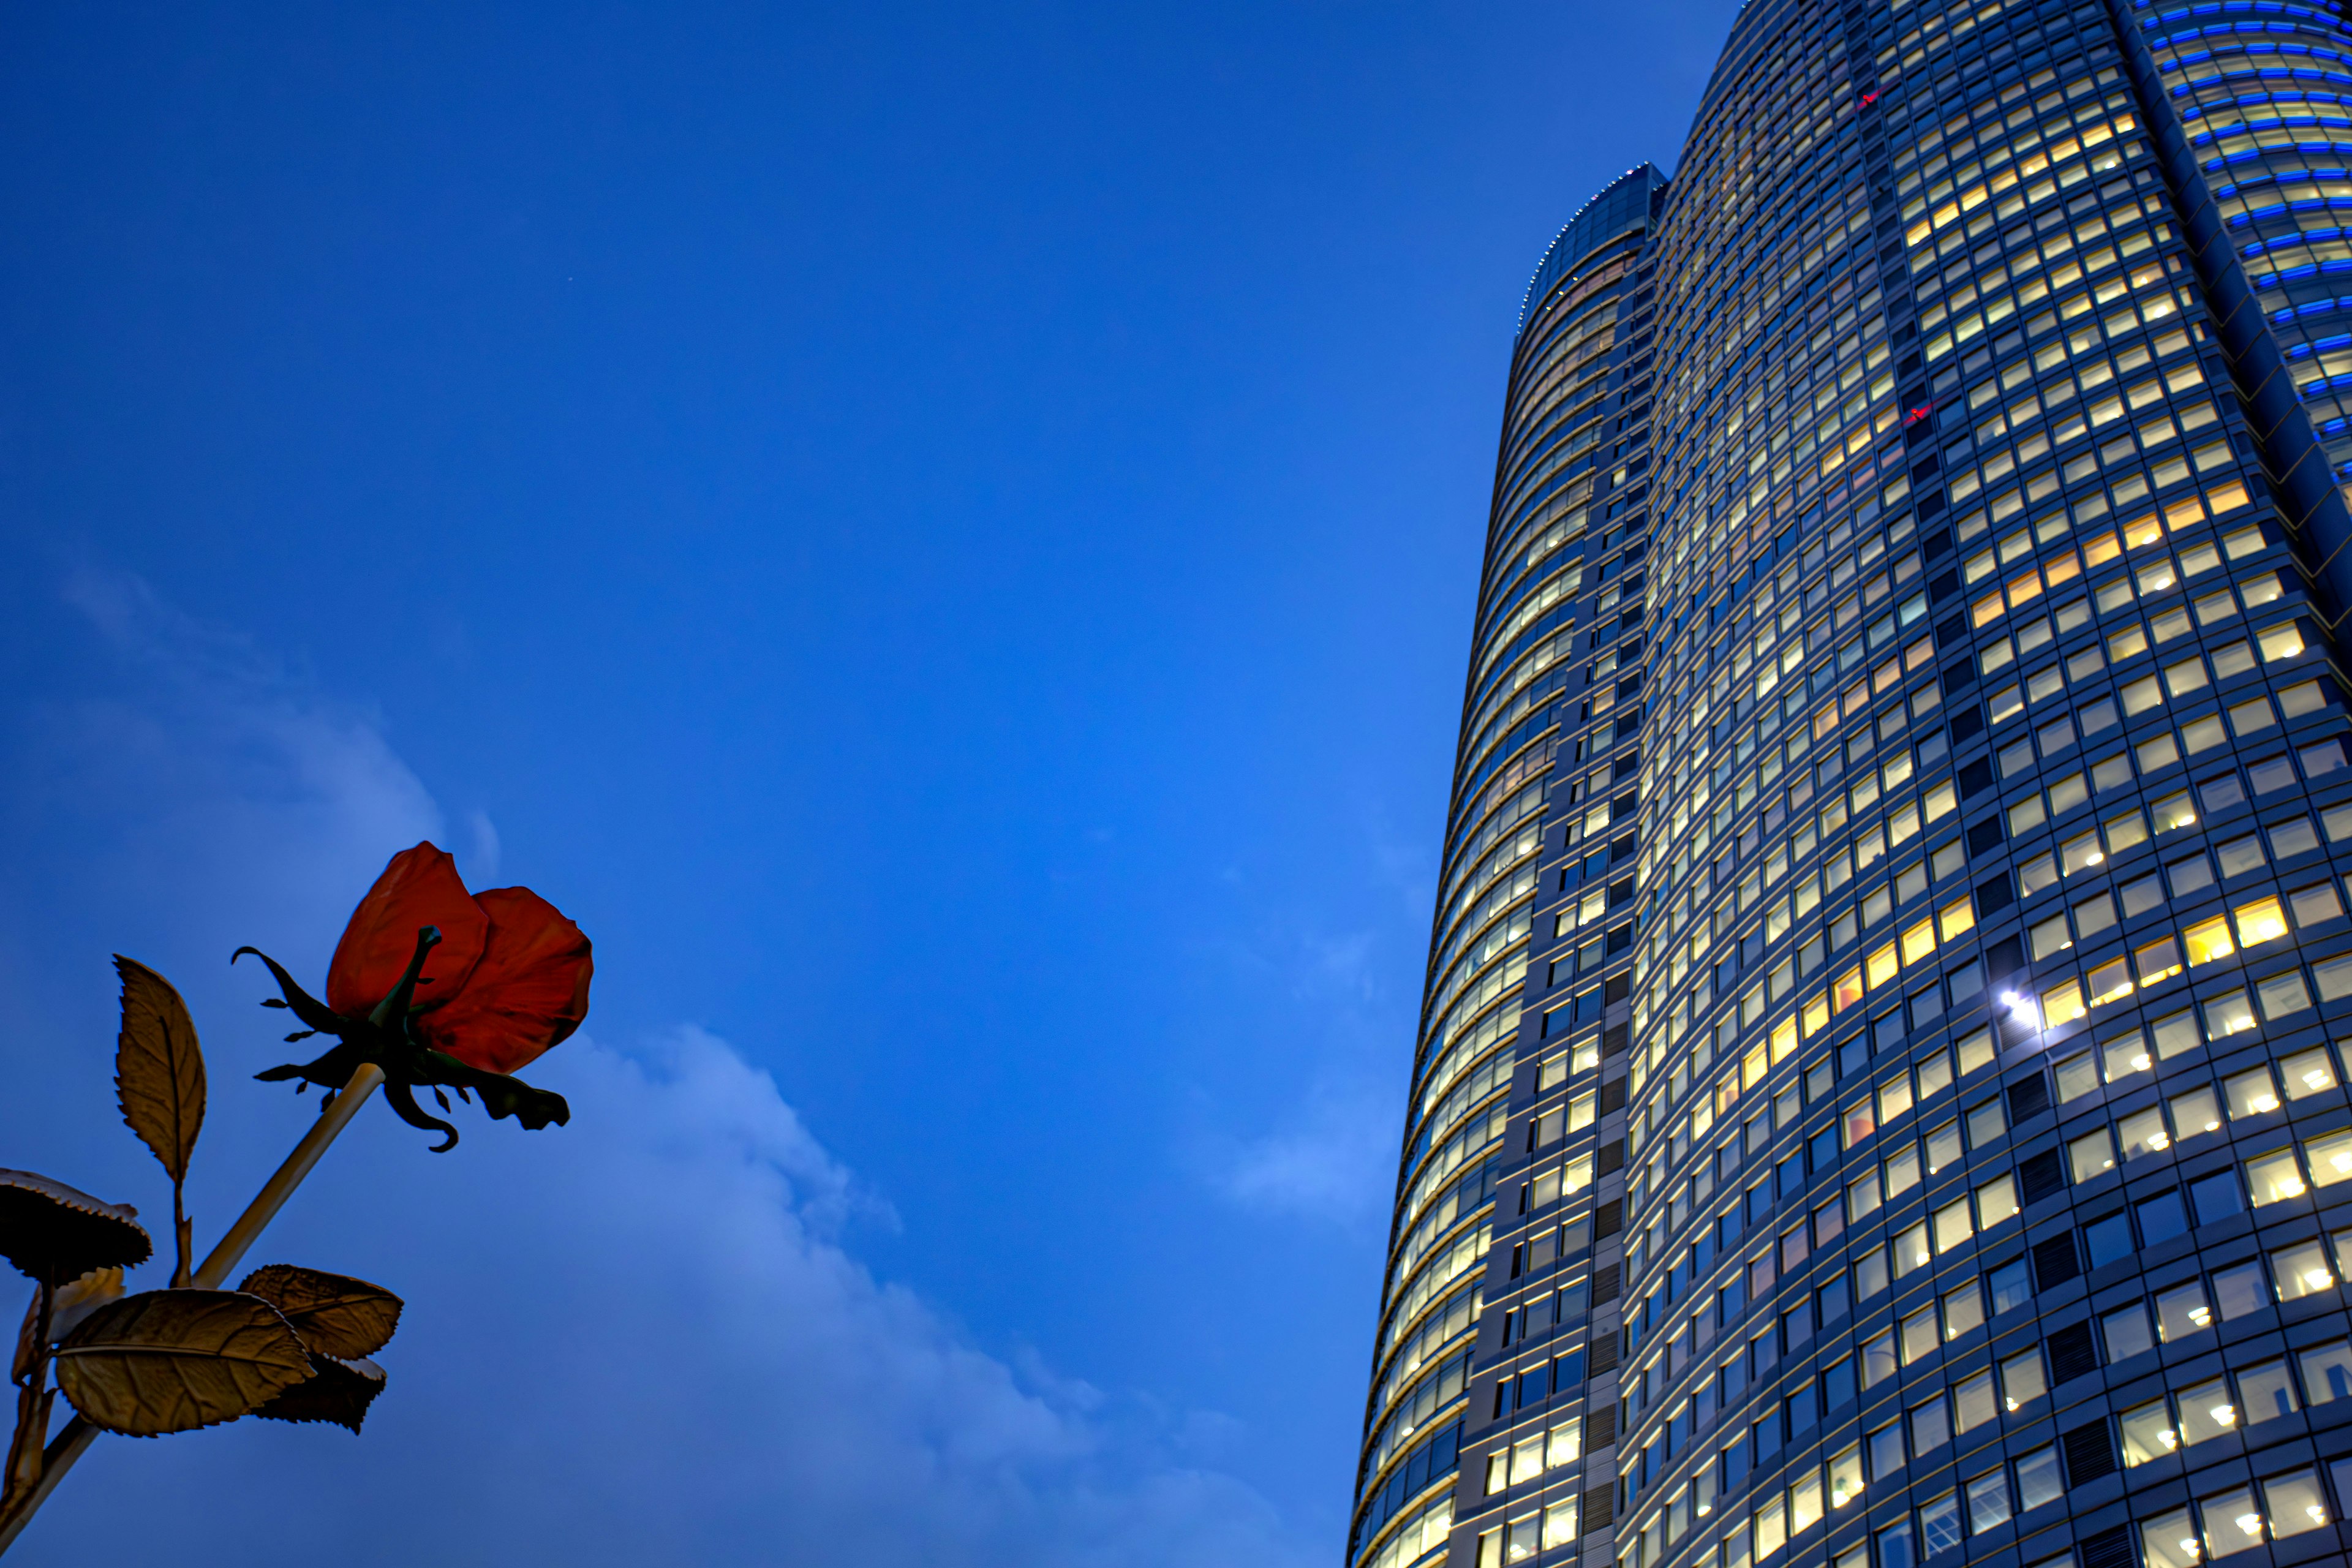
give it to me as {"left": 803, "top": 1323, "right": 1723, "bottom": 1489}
{"left": 0, "top": 4, "right": 1735, "bottom": 1561}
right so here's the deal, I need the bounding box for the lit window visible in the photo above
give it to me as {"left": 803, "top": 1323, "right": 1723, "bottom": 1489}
{"left": 2247, "top": 1148, "right": 2308, "bottom": 1206}
{"left": 2142, "top": 1507, "right": 2198, "bottom": 1568}
{"left": 2306, "top": 1129, "right": 2352, "bottom": 1189}
{"left": 2135, "top": 934, "right": 2183, "bottom": 985}
{"left": 2232, "top": 894, "right": 2287, "bottom": 947}
{"left": 1937, "top": 895, "right": 1975, "bottom": 940}
{"left": 2177, "top": 1374, "right": 2236, "bottom": 1446}
{"left": 2119, "top": 1107, "right": 2169, "bottom": 1162}
{"left": 2120, "top": 1398, "right": 2174, "bottom": 1466}
{"left": 2043, "top": 977, "right": 2086, "bottom": 1024}
{"left": 1932, "top": 1196, "right": 1971, "bottom": 1253}
{"left": 1833, "top": 967, "right": 1864, "bottom": 1012}
{"left": 2070, "top": 1126, "right": 2116, "bottom": 1182}
{"left": 2196, "top": 1483, "right": 2260, "bottom": 1559}
{"left": 2060, "top": 830, "right": 2103, "bottom": 875}
{"left": 2272, "top": 1241, "right": 2335, "bottom": 1302}
{"left": 2281, "top": 1047, "right": 2337, "bottom": 1100}
{"left": 2264, "top": 1468, "right": 2329, "bottom": 1538}
{"left": 2183, "top": 915, "right": 2234, "bottom": 967}
{"left": 2204, "top": 988, "right": 2255, "bottom": 1039}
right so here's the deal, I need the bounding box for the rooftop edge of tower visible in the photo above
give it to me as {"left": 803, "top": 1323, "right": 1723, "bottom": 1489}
{"left": 1515, "top": 163, "right": 1672, "bottom": 342}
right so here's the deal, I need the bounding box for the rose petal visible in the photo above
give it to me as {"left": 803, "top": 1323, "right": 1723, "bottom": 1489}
{"left": 415, "top": 886, "right": 592, "bottom": 1075}
{"left": 325, "top": 844, "right": 489, "bottom": 1020}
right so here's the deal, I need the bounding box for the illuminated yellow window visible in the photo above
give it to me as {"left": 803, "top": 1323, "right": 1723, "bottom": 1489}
{"left": 1803, "top": 993, "right": 1830, "bottom": 1036}
{"left": 2163, "top": 493, "right": 2206, "bottom": 530}
{"left": 1901, "top": 919, "right": 1936, "bottom": 965}
{"left": 2184, "top": 916, "right": 2236, "bottom": 967}
{"left": 2084, "top": 530, "right": 2122, "bottom": 567}
{"left": 1939, "top": 895, "right": 1977, "bottom": 941}
{"left": 2258, "top": 622, "right": 2305, "bottom": 662}
{"left": 1973, "top": 590, "right": 2005, "bottom": 627}
{"left": 2043, "top": 978, "right": 2087, "bottom": 1026}
{"left": 1866, "top": 943, "right": 1899, "bottom": 989}
{"left": 1833, "top": 967, "right": 1866, "bottom": 1012}
{"left": 2124, "top": 513, "right": 2165, "bottom": 550}
{"left": 2135, "top": 935, "right": 2184, "bottom": 986}
{"left": 2087, "top": 957, "right": 2133, "bottom": 1006}
{"left": 1744, "top": 1044, "right": 1770, "bottom": 1089}
{"left": 2007, "top": 568, "right": 2044, "bottom": 609}
{"left": 2207, "top": 479, "right": 2250, "bottom": 513}
{"left": 2233, "top": 895, "right": 2288, "bottom": 948}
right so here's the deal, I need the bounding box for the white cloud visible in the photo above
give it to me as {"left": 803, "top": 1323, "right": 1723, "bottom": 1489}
{"left": 1208, "top": 1075, "right": 1397, "bottom": 1227}
{"left": 1193, "top": 925, "right": 1404, "bottom": 1230}
{"left": 30, "top": 569, "right": 445, "bottom": 943}
{"left": 462, "top": 807, "right": 502, "bottom": 883}
{"left": 217, "top": 1026, "right": 1299, "bottom": 1568}
{"left": 1356, "top": 802, "right": 1434, "bottom": 928}
{"left": 1297, "top": 930, "right": 1379, "bottom": 1003}
{"left": 0, "top": 573, "right": 1315, "bottom": 1568}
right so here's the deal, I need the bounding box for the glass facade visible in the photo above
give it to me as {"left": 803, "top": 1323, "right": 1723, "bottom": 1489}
{"left": 1351, "top": 5, "right": 2352, "bottom": 1568}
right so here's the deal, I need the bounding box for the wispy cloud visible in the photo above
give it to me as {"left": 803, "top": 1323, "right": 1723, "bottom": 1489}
{"left": 1208, "top": 1073, "right": 1398, "bottom": 1227}
{"left": 1357, "top": 801, "right": 1436, "bottom": 929}
{"left": 1193, "top": 921, "right": 1408, "bottom": 1232}
{"left": 0, "top": 571, "right": 1315, "bottom": 1568}
{"left": 462, "top": 807, "right": 502, "bottom": 883}
{"left": 25, "top": 569, "right": 445, "bottom": 943}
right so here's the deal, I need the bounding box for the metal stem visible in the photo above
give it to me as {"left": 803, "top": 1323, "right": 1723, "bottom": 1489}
{"left": 192, "top": 1063, "right": 384, "bottom": 1289}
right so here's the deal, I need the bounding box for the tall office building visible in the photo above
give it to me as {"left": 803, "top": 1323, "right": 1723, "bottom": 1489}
{"left": 1351, "top": 4, "right": 2352, "bottom": 1568}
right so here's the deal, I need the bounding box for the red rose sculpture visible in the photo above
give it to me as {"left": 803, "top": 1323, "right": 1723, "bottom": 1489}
{"left": 325, "top": 844, "right": 592, "bottom": 1076}
{"left": 236, "top": 843, "right": 592, "bottom": 1149}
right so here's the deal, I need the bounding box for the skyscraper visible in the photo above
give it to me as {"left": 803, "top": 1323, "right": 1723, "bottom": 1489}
{"left": 1352, "top": 4, "right": 2352, "bottom": 1568}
